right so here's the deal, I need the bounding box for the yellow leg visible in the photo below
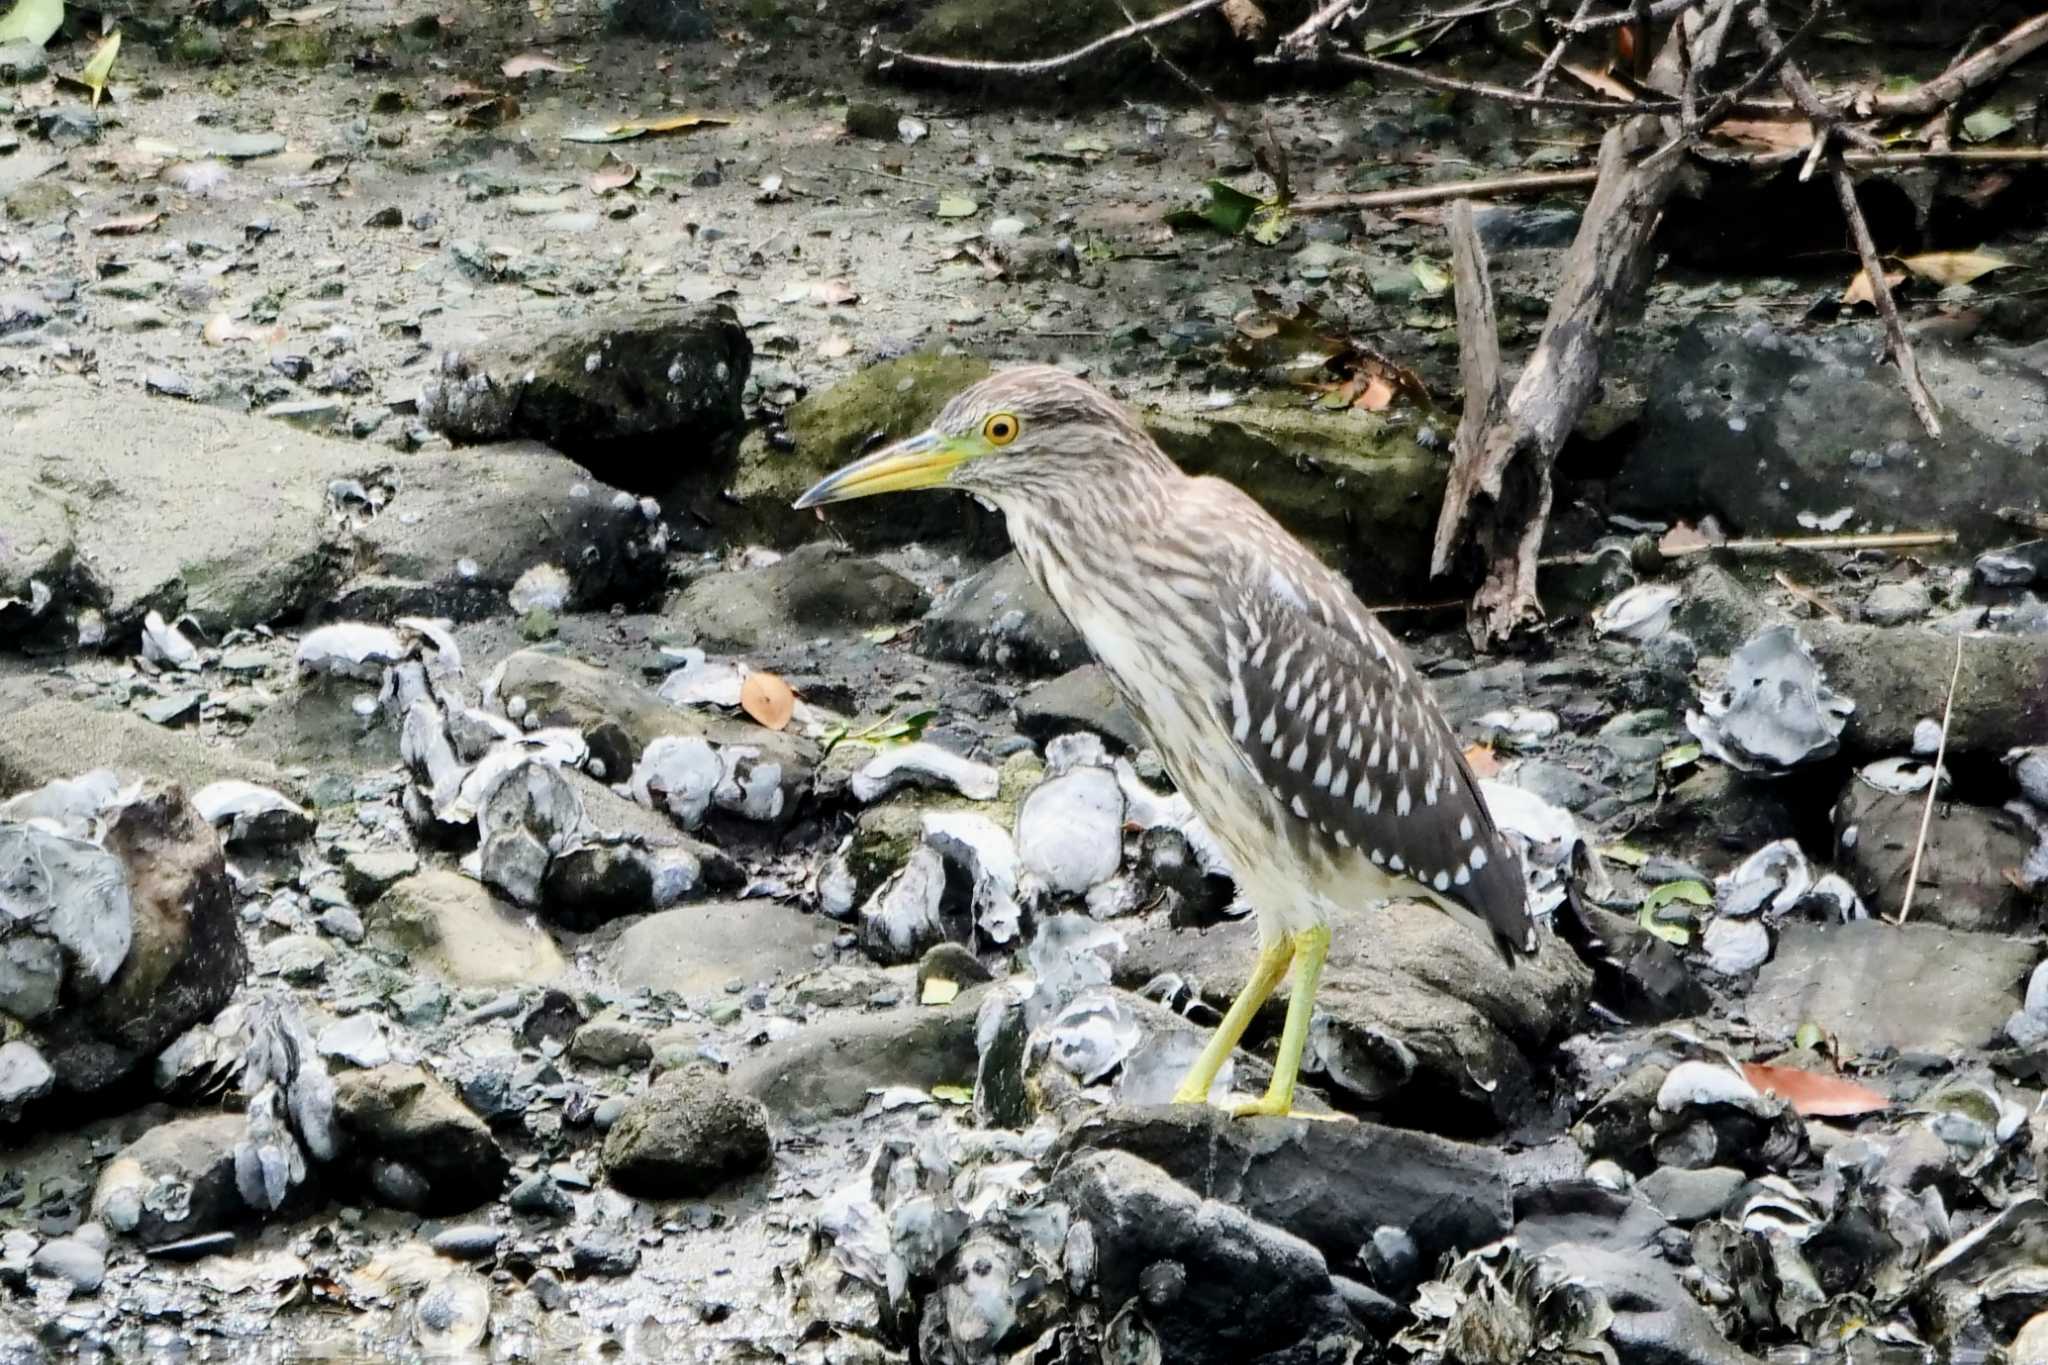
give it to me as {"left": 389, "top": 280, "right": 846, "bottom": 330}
{"left": 1169, "top": 937, "right": 1295, "bottom": 1104}
{"left": 1232, "top": 925, "right": 1331, "bottom": 1119}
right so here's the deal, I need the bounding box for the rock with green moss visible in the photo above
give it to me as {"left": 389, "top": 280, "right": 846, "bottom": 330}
{"left": 843, "top": 749, "right": 1044, "bottom": 901}
{"left": 168, "top": 21, "right": 225, "bottom": 64}
{"left": 265, "top": 28, "right": 331, "bottom": 67}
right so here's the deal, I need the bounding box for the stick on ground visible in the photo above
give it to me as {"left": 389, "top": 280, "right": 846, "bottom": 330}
{"left": 1897, "top": 632, "right": 1966, "bottom": 926}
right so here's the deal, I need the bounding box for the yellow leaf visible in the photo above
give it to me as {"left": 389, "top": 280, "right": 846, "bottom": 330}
{"left": 1842, "top": 266, "right": 1904, "bottom": 307}
{"left": 1898, "top": 250, "right": 2013, "bottom": 288}
{"left": 77, "top": 28, "right": 117, "bottom": 108}
{"left": 920, "top": 977, "right": 959, "bottom": 1006}
{"left": 0, "top": 0, "right": 61, "bottom": 47}
{"left": 739, "top": 671, "right": 795, "bottom": 731}
{"left": 930, "top": 1083, "right": 972, "bottom": 1104}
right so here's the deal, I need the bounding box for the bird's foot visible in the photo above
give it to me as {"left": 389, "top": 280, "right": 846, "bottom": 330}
{"left": 1228, "top": 1095, "right": 1349, "bottom": 1121}
{"left": 1168, "top": 1084, "right": 1211, "bottom": 1105}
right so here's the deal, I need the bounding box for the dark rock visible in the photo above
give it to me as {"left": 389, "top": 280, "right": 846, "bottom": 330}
{"left": 1649, "top": 765, "right": 1799, "bottom": 871}
{"left": 1803, "top": 622, "right": 2048, "bottom": 759}
{"left": 418, "top": 305, "right": 749, "bottom": 495}
{"left": 1538, "top": 1242, "right": 1760, "bottom": 1365}
{"left": 730, "top": 989, "right": 984, "bottom": 1121}
{"left": 918, "top": 553, "right": 1088, "bottom": 677}
{"left": 603, "top": 0, "right": 710, "bottom": 40}
{"left": 341, "top": 848, "right": 419, "bottom": 904}
{"left": 1834, "top": 783, "right": 2037, "bottom": 930}
{"left": 1617, "top": 321, "right": 2048, "bottom": 552}
{"left": 1637, "top": 1166, "right": 1745, "bottom": 1224}
{"left": 1511, "top": 1180, "right": 1666, "bottom": 1256}
{"left": 1565, "top": 904, "right": 1713, "bottom": 1024}
{"left": 509, "top": 1172, "right": 573, "bottom": 1220}
{"left": 1054, "top": 1150, "right": 1366, "bottom": 1365}
{"left": 1750, "top": 920, "right": 2033, "bottom": 1055}
{"left": 331, "top": 1064, "right": 509, "bottom": 1213}
{"left": 1117, "top": 905, "right": 1590, "bottom": 1132}
{"left": 570, "top": 1233, "right": 640, "bottom": 1277}
{"left": 429, "top": 1225, "right": 504, "bottom": 1261}
{"left": 30, "top": 1235, "right": 104, "bottom": 1293}
{"left": 844, "top": 101, "right": 899, "bottom": 139}
{"left": 92, "top": 1114, "right": 246, "bottom": 1245}
{"left": 1017, "top": 665, "right": 1144, "bottom": 752}
{"left": 1063, "top": 1105, "right": 1510, "bottom": 1286}
{"left": 601, "top": 1066, "right": 772, "bottom": 1197}
{"left": 1571, "top": 1064, "right": 1671, "bottom": 1164}
{"left": 670, "top": 544, "right": 927, "bottom": 650}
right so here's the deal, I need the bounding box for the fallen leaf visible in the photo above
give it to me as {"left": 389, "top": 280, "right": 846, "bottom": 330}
{"left": 561, "top": 113, "right": 728, "bottom": 144}
{"left": 1659, "top": 742, "right": 1702, "bottom": 771}
{"left": 90, "top": 209, "right": 160, "bottom": 234}
{"left": 1351, "top": 373, "right": 1395, "bottom": 411}
{"left": 740, "top": 671, "right": 795, "bottom": 731}
{"left": 1899, "top": 250, "right": 2014, "bottom": 288}
{"left": 1220, "top": 0, "right": 1266, "bottom": 41}
{"left": 453, "top": 95, "right": 520, "bottom": 129}
{"left": 818, "top": 334, "right": 853, "bottom": 359}
{"left": 934, "top": 192, "right": 979, "bottom": 219}
{"left": 587, "top": 154, "right": 637, "bottom": 194}
{"left": 1740, "top": 1061, "right": 1889, "bottom": 1118}
{"left": 1712, "top": 117, "right": 1813, "bottom": 151}
{"left": 433, "top": 79, "right": 498, "bottom": 105}
{"left": 930, "top": 1083, "right": 972, "bottom": 1104}
{"left": 1462, "top": 742, "right": 1501, "bottom": 778}
{"left": 1597, "top": 842, "right": 1650, "bottom": 868}
{"left": 203, "top": 314, "right": 286, "bottom": 346}
{"left": 1411, "top": 257, "right": 1450, "bottom": 296}
{"left": 1642, "top": 879, "right": 1711, "bottom": 913}
{"left": 1842, "top": 266, "right": 1904, "bottom": 307}
{"left": 265, "top": 3, "right": 335, "bottom": 23}
{"left": 1636, "top": 905, "right": 1690, "bottom": 946}
{"left": 921, "top": 977, "right": 959, "bottom": 1006}
{"left": 75, "top": 28, "right": 118, "bottom": 108}
{"left": 501, "top": 51, "right": 580, "bottom": 77}
{"left": 1657, "top": 521, "right": 1718, "bottom": 556}
{"left": 814, "top": 278, "right": 858, "bottom": 306}
{"left": 0, "top": 0, "right": 62, "bottom": 45}
{"left": 1961, "top": 107, "right": 2015, "bottom": 143}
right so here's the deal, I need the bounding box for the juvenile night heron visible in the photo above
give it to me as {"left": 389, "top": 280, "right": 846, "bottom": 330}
{"left": 796, "top": 365, "right": 1534, "bottom": 1118}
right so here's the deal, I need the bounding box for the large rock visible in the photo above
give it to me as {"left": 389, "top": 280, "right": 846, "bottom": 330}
{"left": 1749, "top": 920, "right": 2034, "bottom": 1054}
{"left": 1017, "top": 665, "right": 1144, "bottom": 752}
{"left": 730, "top": 990, "right": 985, "bottom": 1122}
{"left": 1616, "top": 321, "right": 2048, "bottom": 550}
{"left": 601, "top": 1066, "right": 771, "bottom": 1197}
{"left": 331, "top": 1064, "right": 509, "bottom": 1213}
{"left": 0, "top": 383, "right": 668, "bottom": 643}
{"left": 1801, "top": 622, "right": 2048, "bottom": 759}
{"left": 91, "top": 1113, "right": 245, "bottom": 1245}
{"left": 1833, "top": 784, "right": 2037, "bottom": 930}
{"left": 670, "top": 544, "right": 927, "bottom": 650}
{"left": 1063, "top": 1105, "right": 1510, "bottom": 1278}
{"left": 417, "top": 304, "right": 750, "bottom": 494}
{"left": 368, "top": 871, "right": 566, "bottom": 988}
{"left": 1117, "top": 906, "right": 1590, "bottom": 1132}
{"left": 918, "top": 552, "right": 1088, "bottom": 677}
{"left": 0, "top": 699, "right": 297, "bottom": 799}
{"left": 599, "top": 900, "right": 839, "bottom": 999}
{"left": 9, "top": 786, "right": 248, "bottom": 1098}
{"left": 1053, "top": 1149, "right": 1365, "bottom": 1365}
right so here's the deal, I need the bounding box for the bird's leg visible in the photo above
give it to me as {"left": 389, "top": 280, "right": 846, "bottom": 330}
{"left": 1169, "top": 936, "right": 1295, "bottom": 1105}
{"left": 1231, "top": 924, "right": 1330, "bottom": 1120}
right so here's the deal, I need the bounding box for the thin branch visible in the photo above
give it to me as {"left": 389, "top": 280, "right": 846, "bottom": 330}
{"left": 1897, "top": 633, "right": 1965, "bottom": 926}
{"left": 1873, "top": 9, "right": 2048, "bottom": 118}
{"left": 1832, "top": 156, "right": 1942, "bottom": 437}
{"left": 1327, "top": 50, "right": 1685, "bottom": 112}
{"left": 1276, "top": 0, "right": 1365, "bottom": 59}
{"left": 1528, "top": 0, "right": 1596, "bottom": 97}
{"left": 1292, "top": 167, "right": 1599, "bottom": 213}
{"left": 1115, "top": 0, "right": 1286, "bottom": 196}
{"left": 1567, "top": 0, "right": 1702, "bottom": 32}
{"left": 879, "top": 0, "right": 1222, "bottom": 74}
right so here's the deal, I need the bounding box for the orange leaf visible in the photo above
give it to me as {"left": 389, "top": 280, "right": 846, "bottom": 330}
{"left": 1843, "top": 266, "right": 1905, "bottom": 307}
{"left": 740, "top": 672, "right": 795, "bottom": 731}
{"left": 589, "top": 155, "right": 638, "bottom": 194}
{"left": 1353, "top": 373, "right": 1395, "bottom": 412}
{"left": 1658, "top": 522, "right": 1718, "bottom": 557}
{"left": 1741, "top": 1061, "right": 1889, "bottom": 1118}
{"left": 1462, "top": 742, "right": 1501, "bottom": 779}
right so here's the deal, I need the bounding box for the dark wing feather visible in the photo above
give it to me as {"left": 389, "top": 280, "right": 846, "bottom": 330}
{"left": 1209, "top": 527, "right": 1534, "bottom": 963}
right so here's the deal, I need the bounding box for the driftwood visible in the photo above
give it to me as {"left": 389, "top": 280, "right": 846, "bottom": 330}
{"left": 1431, "top": 8, "right": 1733, "bottom": 646}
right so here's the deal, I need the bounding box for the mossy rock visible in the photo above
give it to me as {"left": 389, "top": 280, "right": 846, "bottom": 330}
{"left": 265, "top": 28, "right": 331, "bottom": 66}
{"left": 726, "top": 353, "right": 1004, "bottom": 551}
{"left": 168, "top": 21, "right": 225, "bottom": 63}
{"left": 844, "top": 749, "right": 1043, "bottom": 901}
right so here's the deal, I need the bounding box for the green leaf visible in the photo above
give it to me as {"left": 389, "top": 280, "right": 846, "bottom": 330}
{"left": 0, "top": 0, "right": 61, "bottom": 45}
{"left": 1247, "top": 203, "right": 1292, "bottom": 246}
{"left": 921, "top": 977, "right": 960, "bottom": 1006}
{"left": 1794, "top": 1020, "right": 1826, "bottom": 1052}
{"left": 76, "top": 28, "right": 118, "bottom": 108}
{"left": 930, "top": 1083, "right": 973, "bottom": 1104}
{"left": 1643, "top": 879, "right": 1712, "bottom": 913}
{"left": 1962, "top": 108, "right": 2015, "bottom": 143}
{"left": 935, "top": 193, "right": 979, "bottom": 219}
{"left": 1062, "top": 134, "right": 1109, "bottom": 155}
{"left": 1199, "top": 179, "right": 1261, "bottom": 235}
{"left": 1411, "top": 258, "right": 1450, "bottom": 296}
{"left": 1637, "top": 902, "right": 1691, "bottom": 945}
{"left": 1659, "top": 742, "right": 1703, "bottom": 771}
{"left": 1597, "top": 842, "right": 1650, "bottom": 868}
{"left": 561, "top": 113, "right": 728, "bottom": 144}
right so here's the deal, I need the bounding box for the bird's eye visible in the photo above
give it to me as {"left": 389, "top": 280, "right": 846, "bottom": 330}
{"left": 983, "top": 412, "right": 1021, "bottom": 446}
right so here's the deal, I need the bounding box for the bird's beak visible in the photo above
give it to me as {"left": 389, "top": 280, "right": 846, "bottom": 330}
{"left": 792, "top": 429, "right": 974, "bottom": 509}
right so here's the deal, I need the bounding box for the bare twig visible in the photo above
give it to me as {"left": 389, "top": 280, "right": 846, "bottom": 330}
{"left": 1835, "top": 163, "right": 1939, "bottom": 437}
{"left": 1999, "top": 506, "right": 2048, "bottom": 534}
{"left": 1528, "top": 0, "right": 1595, "bottom": 97}
{"left": 1568, "top": 0, "right": 1702, "bottom": 32}
{"left": 1114, "top": 0, "right": 1288, "bottom": 197}
{"left": 1873, "top": 9, "right": 2048, "bottom": 117}
{"left": 1541, "top": 528, "right": 1960, "bottom": 567}
{"left": 1772, "top": 570, "right": 1843, "bottom": 620}
{"left": 1742, "top": 3, "right": 1881, "bottom": 152}
{"left": 1327, "top": 51, "right": 1685, "bottom": 112}
{"left": 879, "top": 0, "right": 1222, "bottom": 74}
{"left": 1276, "top": 0, "right": 1366, "bottom": 59}
{"left": 1291, "top": 167, "right": 1599, "bottom": 213}
{"left": 1897, "top": 633, "right": 1965, "bottom": 926}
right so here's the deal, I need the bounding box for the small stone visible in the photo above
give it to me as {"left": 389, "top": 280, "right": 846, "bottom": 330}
{"left": 1861, "top": 580, "right": 1930, "bottom": 625}
{"left": 571, "top": 1233, "right": 640, "bottom": 1277}
{"left": 32, "top": 1235, "right": 106, "bottom": 1293}
{"left": 317, "top": 1014, "right": 393, "bottom": 1068}
{"left": 430, "top": 1225, "right": 504, "bottom": 1261}
{"left": 139, "top": 691, "right": 204, "bottom": 727}
{"left": 317, "top": 906, "right": 366, "bottom": 944}
{"left": 1635, "top": 1165, "right": 1744, "bottom": 1223}
{"left": 342, "top": 848, "right": 420, "bottom": 904}
{"left": 509, "top": 1173, "right": 573, "bottom": 1220}
{"left": 570, "top": 1015, "right": 653, "bottom": 1069}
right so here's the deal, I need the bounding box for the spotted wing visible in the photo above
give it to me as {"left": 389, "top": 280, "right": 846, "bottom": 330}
{"left": 1212, "top": 534, "right": 1534, "bottom": 962}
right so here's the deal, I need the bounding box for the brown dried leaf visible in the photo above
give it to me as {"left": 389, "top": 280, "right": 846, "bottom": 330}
{"left": 454, "top": 95, "right": 520, "bottom": 129}
{"left": 91, "top": 210, "right": 161, "bottom": 235}
{"left": 1712, "top": 118, "right": 1813, "bottom": 151}
{"left": 501, "top": 51, "right": 580, "bottom": 77}
{"left": 1741, "top": 1061, "right": 1889, "bottom": 1118}
{"left": 434, "top": 80, "right": 499, "bottom": 106}
{"left": 1462, "top": 742, "right": 1501, "bottom": 779}
{"left": 588, "top": 155, "right": 637, "bottom": 194}
{"left": 1899, "top": 250, "right": 2014, "bottom": 288}
{"left": 740, "top": 672, "right": 795, "bottom": 731}
{"left": 1220, "top": 0, "right": 1267, "bottom": 41}
{"left": 1658, "top": 522, "right": 1718, "bottom": 557}
{"left": 1842, "top": 266, "right": 1906, "bottom": 307}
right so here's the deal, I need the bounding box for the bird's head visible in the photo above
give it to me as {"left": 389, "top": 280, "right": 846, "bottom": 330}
{"left": 793, "top": 365, "right": 1168, "bottom": 513}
